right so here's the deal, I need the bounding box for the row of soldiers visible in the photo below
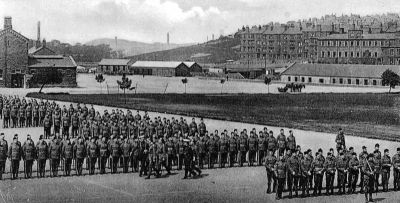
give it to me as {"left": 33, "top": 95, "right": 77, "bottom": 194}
{"left": 265, "top": 138, "right": 400, "bottom": 203}
{"left": 0, "top": 132, "right": 203, "bottom": 180}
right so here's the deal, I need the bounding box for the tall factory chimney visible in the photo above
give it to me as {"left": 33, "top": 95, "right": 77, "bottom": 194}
{"left": 36, "top": 21, "right": 41, "bottom": 48}
{"left": 167, "top": 32, "right": 170, "bottom": 45}
{"left": 115, "top": 36, "right": 118, "bottom": 49}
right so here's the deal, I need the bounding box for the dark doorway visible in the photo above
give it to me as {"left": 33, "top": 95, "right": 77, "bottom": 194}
{"left": 11, "top": 74, "right": 24, "bottom": 88}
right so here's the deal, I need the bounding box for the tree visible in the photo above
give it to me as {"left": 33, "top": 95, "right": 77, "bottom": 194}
{"left": 220, "top": 79, "right": 225, "bottom": 94}
{"left": 95, "top": 74, "right": 105, "bottom": 94}
{"left": 264, "top": 77, "right": 272, "bottom": 94}
{"left": 117, "top": 73, "right": 132, "bottom": 104}
{"left": 181, "top": 78, "right": 188, "bottom": 94}
{"left": 381, "top": 69, "right": 400, "bottom": 93}
{"left": 29, "top": 69, "right": 63, "bottom": 93}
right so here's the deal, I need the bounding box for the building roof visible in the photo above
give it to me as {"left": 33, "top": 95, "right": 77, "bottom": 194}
{"left": 28, "top": 55, "right": 77, "bottom": 68}
{"left": 183, "top": 62, "right": 197, "bottom": 67}
{"left": 131, "top": 61, "right": 186, "bottom": 69}
{"left": 281, "top": 63, "right": 400, "bottom": 78}
{"left": 0, "top": 28, "right": 29, "bottom": 42}
{"left": 98, "top": 59, "right": 131, "bottom": 66}
{"left": 28, "top": 46, "right": 56, "bottom": 55}
{"left": 320, "top": 32, "right": 400, "bottom": 40}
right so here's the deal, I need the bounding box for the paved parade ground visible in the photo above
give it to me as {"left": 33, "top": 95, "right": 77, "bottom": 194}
{"left": 0, "top": 165, "right": 398, "bottom": 203}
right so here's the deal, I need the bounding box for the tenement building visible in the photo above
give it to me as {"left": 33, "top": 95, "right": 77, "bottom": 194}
{"left": 239, "top": 17, "right": 400, "bottom": 65}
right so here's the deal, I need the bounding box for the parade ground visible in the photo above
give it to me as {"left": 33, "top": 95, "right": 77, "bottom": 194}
{"left": 0, "top": 163, "right": 397, "bottom": 203}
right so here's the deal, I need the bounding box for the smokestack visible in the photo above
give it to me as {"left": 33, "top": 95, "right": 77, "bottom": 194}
{"left": 4, "top": 16, "right": 12, "bottom": 29}
{"left": 115, "top": 36, "right": 118, "bottom": 49}
{"left": 37, "top": 21, "right": 41, "bottom": 42}
{"left": 212, "top": 34, "right": 214, "bottom": 40}
{"left": 167, "top": 32, "right": 170, "bottom": 45}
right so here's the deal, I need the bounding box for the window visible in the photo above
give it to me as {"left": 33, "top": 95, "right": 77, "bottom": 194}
{"left": 332, "top": 78, "right": 336, "bottom": 84}
{"left": 373, "top": 80, "right": 377, "bottom": 86}
{"left": 351, "top": 52, "right": 354, "bottom": 57}
{"left": 308, "top": 77, "right": 312, "bottom": 83}
{"left": 295, "top": 77, "right": 298, "bottom": 82}
{"left": 356, "top": 79, "right": 360, "bottom": 85}
{"left": 288, "top": 76, "right": 291, "bottom": 82}
{"left": 339, "top": 52, "right": 342, "bottom": 57}
{"left": 348, "top": 79, "right": 352, "bottom": 84}
{"left": 356, "top": 52, "right": 360, "bottom": 57}
{"left": 0, "top": 69, "right": 3, "bottom": 80}
{"left": 301, "top": 77, "right": 305, "bottom": 82}
{"left": 364, "top": 79, "right": 368, "bottom": 85}
{"left": 322, "top": 52, "right": 325, "bottom": 57}
{"left": 319, "top": 78, "right": 324, "bottom": 83}
{"left": 339, "top": 78, "right": 343, "bottom": 84}
{"left": 345, "top": 52, "right": 348, "bottom": 57}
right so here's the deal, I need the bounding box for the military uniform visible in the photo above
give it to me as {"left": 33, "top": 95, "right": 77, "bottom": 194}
{"left": 120, "top": 140, "right": 131, "bottom": 173}
{"left": 274, "top": 159, "right": 287, "bottom": 200}
{"left": 248, "top": 135, "right": 257, "bottom": 166}
{"left": 130, "top": 139, "right": 140, "bottom": 172}
{"left": 36, "top": 140, "right": 47, "bottom": 177}
{"left": 336, "top": 155, "right": 348, "bottom": 194}
{"left": 359, "top": 151, "right": 368, "bottom": 192}
{"left": 22, "top": 140, "right": 36, "bottom": 178}
{"left": 362, "top": 158, "right": 375, "bottom": 202}
{"left": 87, "top": 141, "right": 98, "bottom": 174}
{"left": 264, "top": 152, "right": 277, "bottom": 193}
{"left": 277, "top": 134, "right": 286, "bottom": 156}
{"left": 74, "top": 142, "right": 86, "bottom": 175}
{"left": 147, "top": 142, "right": 159, "bottom": 178}
{"left": 165, "top": 140, "right": 175, "bottom": 170}
{"left": 228, "top": 136, "right": 237, "bottom": 167}
{"left": 49, "top": 139, "right": 61, "bottom": 177}
{"left": 392, "top": 153, "right": 400, "bottom": 191}
{"left": 238, "top": 136, "right": 248, "bottom": 167}
{"left": 257, "top": 136, "right": 266, "bottom": 166}
{"left": 381, "top": 154, "right": 391, "bottom": 192}
{"left": 0, "top": 139, "right": 8, "bottom": 179}
{"left": 9, "top": 142, "right": 22, "bottom": 179}
{"left": 207, "top": 138, "right": 217, "bottom": 168}
{"left": 267, "top": 135, "right": 277, "bottom": 156}
{"left": 348, "top": 156, "right": 360, "bottom": 193}
{"left": 324, "top": 156, "right": 336, "bottom": 195}
{"left": 335, "top": 133, "right": 345, "bottom": 152}
{"left": 62, "top": 141, "right": 74, "bottom": 176}
{"left": 287, "top": 155, "right": 300, "bottom": 197}
{"left": 286, "top": 135, "right": 296, "bottom": 152}
{"left": 313, "top": 155, "right": 324, "bottom": 196}
{"left": 218, "top": 137, "right": 228, "bottom": 168}
{"left": 98, "top": 140, "right": 109, "bottom": 174}
{"left": 139, "top": 140, "right": 149, "bottom": 176}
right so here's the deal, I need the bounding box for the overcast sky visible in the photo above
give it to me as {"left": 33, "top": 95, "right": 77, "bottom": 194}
{"left": 1, "top": 0, "right": 400, "bottom": 44}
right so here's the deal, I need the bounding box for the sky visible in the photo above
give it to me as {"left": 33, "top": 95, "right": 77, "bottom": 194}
{"left": 1, "top": 0, "right": 400, "bottom": 44}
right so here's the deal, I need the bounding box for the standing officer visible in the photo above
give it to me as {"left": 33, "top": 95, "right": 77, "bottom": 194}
{"left": 248, "top": 132, "right": 257, "bottom": 167}
{"left": 362, "top": 154, "right": 375, "bottom": 203}
{"left": 99, "top": 137, "right": 109, "bottom": 174}
{"left": 22, "top": 135, "right": 36, "bottom": 178}
{"left": 48, "top": 136, "right": 61, "bottom": 177}
{"left": 156, "top": 138, "right": 171, "bottom": 175}
{"left": 335, "top": 128, "right": 346, "bottom": 153}
{"left": 300, "top": 150, "right": 313, "bottom": 197}
{"left": 257, "top": 132, "right": 266, "bottom": 166}
{"left": 287, "top": 151, "right": 300, "bottom": 198}
{"left": 62, "top": 138, "right": 74, "bottom": 176}
{"left": 109, "top": 136, "right": 120, "bottom": 174}
{"left": 43, "top": 115, "right": 52, "bottom": 139}
{"left": 347, "top": 152, "right": 360, "bottom": 194}
{"left": 267, "top": 131, "right": 277, "bottom": 156}
{"left": 238, "top": 133, "right": 248, "bottom": 167}
{"left": 336, "top": 151, "right": 348, "bottom": 194}
{"left": 373, "top": 149, "right": 381, "bottom": 193}
{"left": 87, "top": 137, "right": 98, "bottom": 175}
{"left": 9, "top": 137, "right": 22, "bottom": 179}
{"left": 277, "top": 129, "right": 286, "bottom": 157}
{"left": 146, "top": 139, "right": 159, "bottom": 179}
{"left": 313, "top": 152, "right": 325, "bottom": 196}
{"left": 130, "top": 137, "right": 140, "bottom": 172}
{"left": 36, "top": 135, "right": 47, "bottom": 178}
{"left": 74, "top": 138, "right": 86, "bottom": 176}
{"left": 274, "top": 155, "right": 287, "bottom": 200}
{"left": 265, "top": 149, "right": 277, "bottom": 194}
{"left": 61, "top": 112, "right": 70, "bottom": 138}
{"left": 359, "top": 146, "right": 368, "bottom": 193}
{"left": 381, "top": 149, "right": 391, "bottom": 192}
{"left": 286, "top": 130, "right": 296, "bottom": 153}
{"left": 218, "top": 133, "right": 228, "bottom": 168}
{"left": 393, "top": 148, "right": 400, "bottom": 191}
{"left": 324, "top": 152, "right": 336, "bottom": 195}
{"left": 0, "top": 134, "right": 7, "bottom": 180}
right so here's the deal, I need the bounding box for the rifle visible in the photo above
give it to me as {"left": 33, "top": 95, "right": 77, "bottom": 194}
{"left": 49, "top": 159, "right": 53, "bottom": 178}
{"left": 23, "top": 159, "right": 26, "bottom": 179}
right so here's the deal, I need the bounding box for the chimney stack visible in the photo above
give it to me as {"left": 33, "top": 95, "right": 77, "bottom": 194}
{"left": 37, "top": 21, "right": 41, "bottom": 42}
{"left": 167, "top": 32, "right": 170, "bottom": 45}
{"left": 4, "top": 16, "right": 12, "bottom": 29}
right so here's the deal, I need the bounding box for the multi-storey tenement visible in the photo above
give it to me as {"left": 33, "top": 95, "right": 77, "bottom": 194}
{"left": 317, "top": 29, "right": 400, "bottom": 65}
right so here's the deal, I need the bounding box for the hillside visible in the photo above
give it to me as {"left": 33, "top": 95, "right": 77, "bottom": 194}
{"left": 85, "top": 38, "right": 193, "bottom": 57}
{"left": 125, "top": 35, "right": 240, "bottom": 64}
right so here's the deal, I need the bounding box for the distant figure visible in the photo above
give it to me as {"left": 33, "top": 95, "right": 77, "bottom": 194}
{"left": 335, "top": 128, "right": 346, "bottom": 153}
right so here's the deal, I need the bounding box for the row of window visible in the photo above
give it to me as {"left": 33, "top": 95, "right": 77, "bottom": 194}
{"left": 321, "top": 51, "right": 378, "bottom": 58}
{"left": 287, "top": 76, "right": 379, "bottom": 85}
{"left": 319, "top": 40, "right": 396, "bottom": 47}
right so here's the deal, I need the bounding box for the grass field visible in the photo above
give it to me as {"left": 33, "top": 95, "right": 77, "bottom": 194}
{"left": 27, "top": 92, "right": 400, "bottom": 142}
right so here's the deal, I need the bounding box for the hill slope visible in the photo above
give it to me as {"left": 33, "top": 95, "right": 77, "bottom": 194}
{"left": 85, "top": 38, "right": 193, "bottom": 57}
{"left": 126, "top": 35, "right": 240, "bottom": 64}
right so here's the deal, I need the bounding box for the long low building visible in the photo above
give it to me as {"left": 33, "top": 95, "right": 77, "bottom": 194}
{"left": 280, "top": 63, "right": 400, "bottom": 86}
{"left": 130, "top": 61, "right": 191, "bottom": 77}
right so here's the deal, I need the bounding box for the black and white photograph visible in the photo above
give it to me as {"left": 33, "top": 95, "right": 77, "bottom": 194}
{"left": 1, "top": 0, "right": 400, "bottom": 202}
